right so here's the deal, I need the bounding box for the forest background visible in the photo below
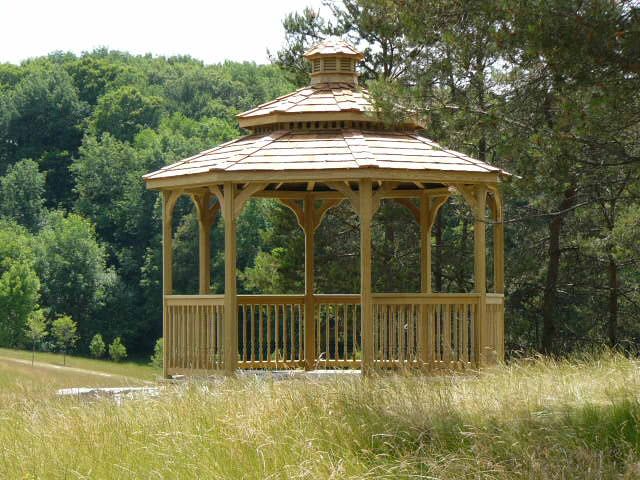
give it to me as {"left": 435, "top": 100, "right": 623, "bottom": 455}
{"left": 0, "top": 0, "right": 638, "bottom": 357}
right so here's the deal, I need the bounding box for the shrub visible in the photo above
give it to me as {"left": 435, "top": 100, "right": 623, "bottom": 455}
{"left": 150, "top": 338, "right": 163, "bottom": 369}
{"left": 108, "top": 337, "right": 127, "bottom": 362}
{"left": 89, "top": 333, "right": 106, "bottom": 358}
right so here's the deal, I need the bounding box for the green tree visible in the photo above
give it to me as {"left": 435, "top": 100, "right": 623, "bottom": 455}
{"left": 89, "top": 333, "right": 106, "bottom": 358}
{"left": 0, "top": 159, "right": 46, "bottom": 231}
{"left": 90, "top": 86, "right": 163, "bottom": 142}
{"left": 24, "top": 309, "right": 47, "bottom": 365}
{"left": 51, "top": 315, "right": 78, "bottom": 366}
{"left": 34, "top": 211, "right": 108, "bottom": 343}
{"left": 0, "top": 221, "right": 40, "bottom": 347}
{"left": 109, "top": 337, "right": 127, "bottom": 362}
{"left": 1, "top": 64, "right": 86, "bottom": 206}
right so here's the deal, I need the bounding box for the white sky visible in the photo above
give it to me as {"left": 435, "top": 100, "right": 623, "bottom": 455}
{"left": 0, "top": 0, "right": 326, "bottom": 65}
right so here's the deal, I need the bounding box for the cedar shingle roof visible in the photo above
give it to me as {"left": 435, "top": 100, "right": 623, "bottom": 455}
{"left": 143, "top": 129, "right": 501, "bottom": 180}
{"left": 144, "top": 37, "right": 508, "bottom": 185}
{"left": 237, "top": 83, "right": 372, "bottom": 120}
{"left": 304, "top": 38, "right": 363, "bottom": 59}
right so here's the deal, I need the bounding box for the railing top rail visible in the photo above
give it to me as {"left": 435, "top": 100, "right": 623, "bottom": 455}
{"left": 238, "top": 294, "right": 305, "bottom": 305}
{"left": 372, "top": 292, "right": 481, "bottom": 298}
{"left": 314, "top": 294, "right": 361, "bottom": 304}
{"left": 165, "top": 294, "right": 224, "bottom": 306}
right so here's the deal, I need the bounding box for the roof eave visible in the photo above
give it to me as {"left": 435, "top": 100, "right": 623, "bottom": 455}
{"left": 143, "top": 168, "right": 503, "bottom": 191}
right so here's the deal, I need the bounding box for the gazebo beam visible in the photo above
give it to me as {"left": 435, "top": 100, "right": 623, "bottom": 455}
{"left": 145, "top": 170, "right": 502, "bottom": 190}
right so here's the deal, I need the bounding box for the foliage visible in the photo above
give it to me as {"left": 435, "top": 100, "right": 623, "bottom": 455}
{"left": 0, "top": 221, "right": 40, "bottom": 348}
{"left": 150, "top": 338, "right": 163, "bottom": 369}
{"left": 34, "top": 211, "right": 109, "bottom": 344}
{"left": 90, "top": 86, "right": 163, "bottom": 142}
{"left": 0, "top": 159, "right": 46, "bottom": 231}
{"left": 24, "top": 309, "right": 47, "bottom": 365}
{"left": 109, "top": 337, "right": 127, "bottom": 362}
{"left": 51, "top": 315, "right": 78, "bottom": 365}
{"left": 0, "top": 64, "right": 86, "bottom": 206}
{"left": 88, "top": 333, "right": 106, "bottom": 359}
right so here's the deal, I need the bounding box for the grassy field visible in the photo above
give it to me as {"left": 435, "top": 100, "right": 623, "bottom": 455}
{"left": 0, "top": 353, "right": 639, "bottom": 479}
{"left": 0, "top": 347, "right": 158, "bottom": 381}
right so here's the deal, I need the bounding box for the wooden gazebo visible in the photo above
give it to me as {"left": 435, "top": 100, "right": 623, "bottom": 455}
{"left": 144, "top": 39, "right": 506, "bottom": 377}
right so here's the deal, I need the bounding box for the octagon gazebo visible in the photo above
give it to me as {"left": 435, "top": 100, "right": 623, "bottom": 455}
{"left": 144, "top": 39, "right": 507, "bottom": 377}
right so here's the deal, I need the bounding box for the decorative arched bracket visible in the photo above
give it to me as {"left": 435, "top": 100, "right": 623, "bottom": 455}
{"left": 451, "top": 184, "right": 488, "bottom": 219}
{"left": 207, "top": 182, "right": 268, "bottom": 219}
{"left": 326, "top": 181, "right": 360, "bottom": 215}
{"left": 279, "top": 196, "right": 343, "bottom": 232}
{"left": 163, "top": 189, "right": 183, "bottom": 222}
{"left": 190, "top": 190, "right": 220, "bottom": 226}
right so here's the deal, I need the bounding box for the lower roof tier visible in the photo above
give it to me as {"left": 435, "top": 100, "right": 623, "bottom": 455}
{"left": 143, "top": 129, "right": 508, "bottom": 188}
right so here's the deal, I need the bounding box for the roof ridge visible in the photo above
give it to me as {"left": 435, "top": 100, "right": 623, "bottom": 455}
{"left": 237, "top": 86, "right": 311, "bottom": 118}
{"left": 343, "top": 129, "right": 377, "bottom": 168}
{"left": 221, "top": 130, "right": 290, "bottom": 171}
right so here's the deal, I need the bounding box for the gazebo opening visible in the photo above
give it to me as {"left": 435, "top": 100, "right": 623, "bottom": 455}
{"left": 144, "top": 38, "right": 507, "bottom": 377}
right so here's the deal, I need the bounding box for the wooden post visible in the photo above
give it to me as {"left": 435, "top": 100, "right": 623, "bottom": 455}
{"left": 491, "top": 188, "right": 505, "bottom": 362}
{"left": 162, "top": 190, "right": 177, "bottom": 379}
{"left": 419, "top": 193, "right": 431, "bottom": 367}
{"left": 359, "top": 180, "right": 374, "bottom": 374}
{"left": 473, "top": 186, "right": 488, "bottom": 366}
{"left": 303, "top": 194, "right": 316, "bottom": 370}
{"left": 223, "top": 182, "right": 238, "bottom": 376}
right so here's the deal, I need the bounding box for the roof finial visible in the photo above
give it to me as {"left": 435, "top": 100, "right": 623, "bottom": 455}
{"left": 303, "top": 37, "right": 363, "bottom": 87}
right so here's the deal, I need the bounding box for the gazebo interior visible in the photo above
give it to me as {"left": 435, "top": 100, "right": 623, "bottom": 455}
{"left": 144, "top": 38, "right": 507, "bottom": 377}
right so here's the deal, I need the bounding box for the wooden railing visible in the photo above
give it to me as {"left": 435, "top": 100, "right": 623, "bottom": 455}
{"left": 164, "top": 295, "right": 224, "bottom": 374}
{"left": 372, "top": 294, "right": 479, "bottom": 369}
{"left": 237, "top": 295, "right": 305, "bottom": 369}
{"left": 315, "top": 294, "right": 361, "bottom": 368}
{"left": 163, "top": 292, "right": 504, "bottom": 375}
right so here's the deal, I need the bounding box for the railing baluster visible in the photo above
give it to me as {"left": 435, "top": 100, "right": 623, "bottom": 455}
{"left": 259, "top": 304, "right": 264, "bottom": 362}
{"left": 325, "top": 304, "right": 330, "bottom": 361}
{"left": 241, "top": 305, "right": 247, "bottom": 362}
{"left": 298, "top": 304, "right": 303, "bottom": 362}
{"left": 275, "top": 304, "right": 280, "bottom": 364}
{"left": 282, "top": 304, "right": 288, "bottom": 362}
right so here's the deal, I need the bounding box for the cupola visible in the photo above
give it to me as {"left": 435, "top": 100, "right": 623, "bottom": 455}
{"left": 303, "top": 38, "right": 364, "bottom": 87}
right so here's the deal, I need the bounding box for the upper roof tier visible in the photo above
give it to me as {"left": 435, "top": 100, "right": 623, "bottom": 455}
{"left": 238, "top": 38, "right": 421, "bottom": 130}
{"left": 303, "top": 38, "right": 364, "bottom": 59}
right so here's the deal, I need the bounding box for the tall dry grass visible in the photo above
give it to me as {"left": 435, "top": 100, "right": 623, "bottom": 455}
{"left": 1, "top": 352, "right": 639, "bottom": 479}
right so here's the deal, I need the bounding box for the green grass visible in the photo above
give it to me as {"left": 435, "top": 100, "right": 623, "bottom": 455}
{"left": 0, "top": 358, "right": 146, "bottom": 402}
{"left": 0, "top": 347, "right": 158, "bottom": 381}
{"left": 0, "top": 352, "right": 639, "bottom": 478}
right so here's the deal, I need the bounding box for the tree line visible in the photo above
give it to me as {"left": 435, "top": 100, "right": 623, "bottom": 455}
{"left": 0, "top": 0, "right": 638, "bottom": 358}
